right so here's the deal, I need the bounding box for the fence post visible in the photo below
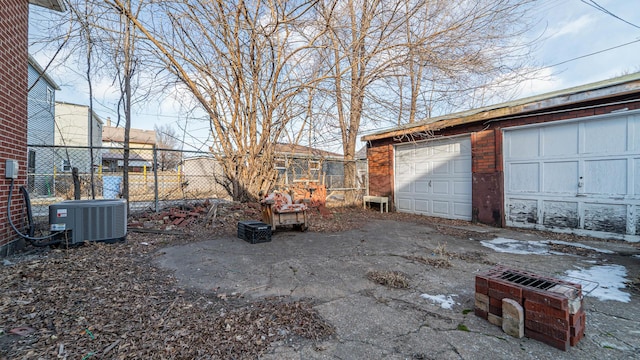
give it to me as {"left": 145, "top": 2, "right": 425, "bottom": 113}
{"left": 72, "top": 167, "right": 80, "bottom": 200}
{"left": 153, "top": 145, "right": 159, "bottom": 213}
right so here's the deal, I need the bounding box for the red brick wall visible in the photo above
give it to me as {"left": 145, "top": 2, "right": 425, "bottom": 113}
{"left": 471, "top": 129, "right": 504, "bottom": 225}
{"left": 0, "top": 0, "right": 29, "bottom": 251}
{"left": 367, "top": 96, "right": 640, "bottom": 227}
{"left": 367, "top": 142, "right": 394, "bottom": 206}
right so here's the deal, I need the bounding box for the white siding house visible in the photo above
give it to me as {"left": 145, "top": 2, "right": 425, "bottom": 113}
{"left": 54, "top": 102, "right": 103, "bottom": 173}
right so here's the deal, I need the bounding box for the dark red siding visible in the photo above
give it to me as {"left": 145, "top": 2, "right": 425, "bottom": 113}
{"left": 368, "top": 95, "right": 640, "bottom": 227}
{"left": 367, "top": 143, "right": 394, "bottom": 201}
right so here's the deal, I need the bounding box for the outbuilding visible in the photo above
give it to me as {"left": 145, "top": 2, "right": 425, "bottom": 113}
{"left": 362, "top": 73, "right": 640, "bottom": 241}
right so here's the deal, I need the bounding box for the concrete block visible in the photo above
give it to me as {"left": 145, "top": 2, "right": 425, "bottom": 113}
{"left": 488, "top": 313, "right": 503, "bottom": 327}
{"left": 475, "top": 293, "right": 489, "bottom": 312}
{"left": 502, "top": 298, "right": 524, "bottom": 338}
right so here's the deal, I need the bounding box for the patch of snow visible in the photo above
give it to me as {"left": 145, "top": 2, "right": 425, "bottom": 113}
{"left": 480, "top": 237, "right": 614, "bottom": 256}
{"left": 480, "top": 238, "right": 549, "bottom": 255}
{"left": 420, "top": 294, "right": 457, "bottom": 309}
{"left": 564, "top": 265, "right": 630, "bottom": 303}
{"left": 633, "top": 254, "right": 640, "bottom": 259}
{"left": 544, "top": 240, "right": 614, "bottom": 254}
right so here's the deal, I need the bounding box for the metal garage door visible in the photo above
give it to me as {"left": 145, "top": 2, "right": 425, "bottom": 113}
{"left": 395, "top": 136, "right": 472, "bottom": 220}
{"left": 503, "top": 110, "right": 640, "bottom": 241}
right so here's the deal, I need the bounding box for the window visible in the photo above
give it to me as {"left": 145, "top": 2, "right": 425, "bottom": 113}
{"left": 309, "top": 160, "right": 320, "bottom": 171}
{"left": 46, "top": 88, "right": 54, "bottom": 108}
{"left": 61, "top": 159, "right": 71, "bottom": 172}
{"left": 274, "top": 157, "right": 287, "bottom": 170}
{"left": 27, "top": 150, "right": 36, "bottom": 172}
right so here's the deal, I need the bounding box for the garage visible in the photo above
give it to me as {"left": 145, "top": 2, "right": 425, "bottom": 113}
{"left": 394, "top": 136, "right": 472, "bottom": 220}
{"left": 503, "top": 110, "right": 640, "bottom": 239}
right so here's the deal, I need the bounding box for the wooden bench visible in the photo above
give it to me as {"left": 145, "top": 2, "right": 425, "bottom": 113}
{"left": 363, "top": 195, "right": 389, "bottom": 213}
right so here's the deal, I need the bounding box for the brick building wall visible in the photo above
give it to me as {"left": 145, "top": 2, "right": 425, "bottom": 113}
{"left": 471, "top": 129, "right": 504, "bottom": 225}
{"left": 367, "top": 95, "right": 640, "bottom": 227}
{"left": 366, "top": 142, "right": 394, "bottom": 200}
{"left": 0, "top": 0, "right": 29, "bottom": 253}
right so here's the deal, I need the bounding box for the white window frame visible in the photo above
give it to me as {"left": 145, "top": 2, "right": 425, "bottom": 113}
{"left": 61, "top": 159, "right": 72, "bottom": 172}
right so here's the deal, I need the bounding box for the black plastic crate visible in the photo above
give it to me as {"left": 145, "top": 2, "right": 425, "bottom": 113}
{"left": 237, "top": 220, "right": 267, "bottom": 240}
{"left": 237, "top": 220, "right": 262, "bottom": 238}
{"left": 237, "top": 220, "right": 272, "bottom": 244}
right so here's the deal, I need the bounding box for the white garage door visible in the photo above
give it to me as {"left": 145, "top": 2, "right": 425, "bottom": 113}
{"left": 395, "top": 136, "right": 472, "bottom": 220}
{"left": 504, "top": 110, "right": 640, "bottom": 241}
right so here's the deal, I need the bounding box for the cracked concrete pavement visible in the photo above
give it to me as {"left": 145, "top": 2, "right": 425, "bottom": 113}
{"left": 157, "top": 219, "right": 640, "bottom": 359}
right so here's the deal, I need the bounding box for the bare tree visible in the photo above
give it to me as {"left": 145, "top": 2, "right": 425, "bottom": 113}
{"left": 31, "top": 0, "right": 154, "bottom": 207}
{"left": 111, "top": 0, "right": 140, "bottom": 213}
{"left": 312, "top": 0, "right": 537, "bottom": 202}
{"left": 155, "top": 124, "right": 181, "bottom": 171}
{"left": 107, "top": 0, "right": 327, "bottom": 201}
{"left": 35, "top": 0, "right": 541, "bottom": 204}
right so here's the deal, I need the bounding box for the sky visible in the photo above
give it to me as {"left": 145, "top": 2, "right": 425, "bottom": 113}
{"left": 516, "top": 0, "right": 640, "bottom": 96}
{"left": 29, "top": 0, "right": 640, "bottom": 153}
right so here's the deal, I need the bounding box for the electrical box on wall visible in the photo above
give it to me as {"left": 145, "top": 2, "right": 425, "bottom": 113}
{"left": 5, "top": 159, "right": 18, "bottom": 179}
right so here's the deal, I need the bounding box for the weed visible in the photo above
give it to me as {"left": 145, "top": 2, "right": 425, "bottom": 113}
{"left": 366, "top": 270, "right": 409, "bottom": 289}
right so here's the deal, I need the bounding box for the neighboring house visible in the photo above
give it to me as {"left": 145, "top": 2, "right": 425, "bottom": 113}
{"left": 27, "top": 54, "right": 59, "bottom": 196}
{"left": 272, "top": 143, "right": 345, "bottom": 188}
{"left": 102, "top": 119, "right": 157, "bottom": 168}
{"left": 0, "top": 0, "right": 66, "bottom": 253}
{"left": 102, "top": 151, "right": 151, "bottom": 173}
{"left": 362, "top": 73, "right": 640, "bottom": 241}
{"left": 101, "top": 151, "right": 153, "bottom": 199}
{"left": 54, "top": 101, "right": 103, "bottom": 173}
{"left": 181, "top": 155, "right": 229, "bottom": 200}
{"left": 181, "top": 144, "right": 348, "bottom": 200}
{"left": 355, "top": 146, "right": 368, "bottom": 190}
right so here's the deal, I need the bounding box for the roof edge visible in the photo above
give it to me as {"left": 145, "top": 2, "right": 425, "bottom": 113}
{"left": 362, "top": 72, "right": 640, "bottom": 142}
{"left": 28, "top": 54, "right": 60, "bottom": 90}
{"left": 29, "top": 0, "right": 66, "bottom": 12}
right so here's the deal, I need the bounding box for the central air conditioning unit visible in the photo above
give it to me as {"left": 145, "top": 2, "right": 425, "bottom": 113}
{"left": 49, "top": 199, "right": 127, "bottom": 244}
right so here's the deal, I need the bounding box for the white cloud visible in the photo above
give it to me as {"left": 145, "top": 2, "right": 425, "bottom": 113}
{"left": 547, "top": 14, "right": 595, "bottom": 39}
{"left": 515, "top": 67, "right": 565, "bottom": 98}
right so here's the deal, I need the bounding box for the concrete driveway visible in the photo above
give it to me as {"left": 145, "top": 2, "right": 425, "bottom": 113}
{"left": 157, "top": 219, "right": 640, "bottom": 359}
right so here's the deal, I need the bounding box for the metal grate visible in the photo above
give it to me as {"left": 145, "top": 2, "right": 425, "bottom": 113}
{"left": 479, "top": 265, "right": 598, "bottom": 297}
{"left": 499, "top": 270, "right": 559, "bottom": 291}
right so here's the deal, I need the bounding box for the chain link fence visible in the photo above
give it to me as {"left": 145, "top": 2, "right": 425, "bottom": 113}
{"left": 26, "top": 145, "right": 368, "bottom": 215}
{"left": 272, "top": 153, "right": 368, "bottom": 204}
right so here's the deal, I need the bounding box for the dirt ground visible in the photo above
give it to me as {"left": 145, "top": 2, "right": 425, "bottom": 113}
{"left": 1, "top": 203, "right": 639, "bottom": 359}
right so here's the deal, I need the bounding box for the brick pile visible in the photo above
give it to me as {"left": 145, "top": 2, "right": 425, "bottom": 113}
{"left": 475, "top": 265, "right": 585, "bottom": 351}
{"left": 129, "top": 206, "right": 209, "bottom": 231}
